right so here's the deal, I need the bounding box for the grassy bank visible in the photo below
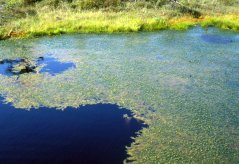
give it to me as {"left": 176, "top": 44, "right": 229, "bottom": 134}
{"left": 0, "top": 0, "right": 239, "bottom": 40}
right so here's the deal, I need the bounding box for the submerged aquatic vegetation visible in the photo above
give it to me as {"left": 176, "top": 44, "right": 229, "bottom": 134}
{"left": 0, "top": 27, "right": 239, "bottom": 163}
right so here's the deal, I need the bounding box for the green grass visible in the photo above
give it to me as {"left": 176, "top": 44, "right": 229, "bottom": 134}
{"left": 0, "top": 10, "right": 168, "bottom": 39}
{"left": 202, "top": 15, "right": 239, "bottom": 31}
{"left": 0, "top": 0, "right": 239, "bottom": 40}
{"left": 1, "top": 9, "right": 239, "bottom": 40}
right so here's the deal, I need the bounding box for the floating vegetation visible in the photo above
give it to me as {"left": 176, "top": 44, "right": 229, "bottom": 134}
{"left": 0, "top": 27, "right": 238, "bottom": 163}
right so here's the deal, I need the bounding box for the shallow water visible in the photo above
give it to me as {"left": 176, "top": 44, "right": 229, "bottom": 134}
{"left": 0, "top": 97, "right": 146, "bottom": 164}
{"left": 0, "top": 27, "right": 238, "bottom": 163}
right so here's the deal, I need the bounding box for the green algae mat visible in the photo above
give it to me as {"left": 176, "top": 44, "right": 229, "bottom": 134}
{"left": 0, "top": 27, "right": 239, "bottom": 163}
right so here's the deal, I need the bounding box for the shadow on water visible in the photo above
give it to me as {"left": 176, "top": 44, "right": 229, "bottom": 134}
{"left": 0, "top": 97, "right": 147, "bottom": 164}
{"left": 0, "top": 56, "right": 75, "bottom": 76}
{"left": 201, "top": 34, "right": 233, "bottom": 44}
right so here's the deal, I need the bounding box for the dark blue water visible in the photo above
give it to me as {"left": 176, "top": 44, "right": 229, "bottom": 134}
{"left": 0, "top": 56, "right": 75, "bottom": 76}
{"left": 38, "top": 56, "right": 75, "bottom": 75}
{"left": 201, "top": 34, "right": 233, "bottom": 44}
{"left": 0, "top": 60, "right": 12, "bottom": 76}
{"left": 0, "top": 97, "right": 146, "bottom": 164}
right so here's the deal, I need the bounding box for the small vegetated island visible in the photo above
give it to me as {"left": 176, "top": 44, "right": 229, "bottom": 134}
{"left": 0, "top": 0, "right": 239, "bottom": 164}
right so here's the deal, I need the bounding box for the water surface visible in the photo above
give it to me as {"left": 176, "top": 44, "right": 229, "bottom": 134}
{"left": 201, "top": 34, "right": 233, "bottom": 44}
{"left": 0, "top": 97, "right": 146, "bottom": 164}
{"left": 0, "top": 27, "right": 238, "bottom": 163}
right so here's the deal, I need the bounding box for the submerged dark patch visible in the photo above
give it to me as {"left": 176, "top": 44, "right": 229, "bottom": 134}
{"left": 0, "top": 57, "right": 75, "bottom": 76}
{"left": 201, "top": 34, "right": 233, "bottom": 44}
{"left": 0, "top": 97, "right": 147, "bottom": 164}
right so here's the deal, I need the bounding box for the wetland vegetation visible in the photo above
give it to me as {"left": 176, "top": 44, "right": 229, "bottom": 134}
{"left": 0, "top": 0, "right": 239, "bottom": 39}
{"left": 0, "top": 0, "right": 239, "bottom": 163}
{"left": 0, "top": 27, "right": 238, "bottom": 163}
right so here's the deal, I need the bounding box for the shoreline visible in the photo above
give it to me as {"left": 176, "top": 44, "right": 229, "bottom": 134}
{"left": 0, "top": 12, "right": 238, "bottom": 40}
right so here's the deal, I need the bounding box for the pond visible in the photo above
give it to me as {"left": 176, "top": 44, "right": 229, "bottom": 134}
{"left": 0, "top": 27, "right": 238, "bottom": 163}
